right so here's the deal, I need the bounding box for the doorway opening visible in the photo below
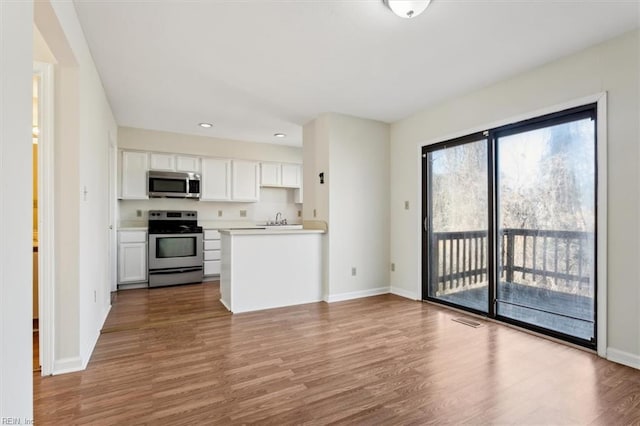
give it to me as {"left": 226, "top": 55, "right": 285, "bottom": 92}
{"left": 32, "top": 72, "right": 40, "bottom": 372}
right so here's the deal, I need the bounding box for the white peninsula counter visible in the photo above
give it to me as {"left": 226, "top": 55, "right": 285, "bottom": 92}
{"left": 219, "top": 229, "right": 325, "bottom": 313}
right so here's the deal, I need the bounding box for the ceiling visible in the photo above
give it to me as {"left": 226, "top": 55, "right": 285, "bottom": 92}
{"left": 73, "top": 0, "right": 639, "bottom": 147}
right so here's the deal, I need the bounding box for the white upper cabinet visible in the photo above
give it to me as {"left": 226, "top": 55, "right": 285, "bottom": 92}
{"left": 232, "top": 160, "right": 260, "bottom": 202}
{"left": 176, "top": 156, "right": 200, "bottom": 173}
{"left": 120, "top": 150, "right": 149, "bottom": 199}
{"left": 260, "top": 162, "right": 301, "bottom": 188}
{"left": 120, "top": 149, "right": 295, "bottom": 203}
{"left": 281, "top": 163, "right": 301, "bottom": 188}
{"left": 149, "top": 153, "right": 175, "bottom": 171}
{"left": 201, "top": 158, "right": 231, "bottom": 201}
{"left": 150, "top": 153, "right": 200, "bottom": 173}
{"left": 260, "top": 163, "right": 281, "bottom": 187}
{"left": 294, "top": 174, "right": 303, "bottom": 204}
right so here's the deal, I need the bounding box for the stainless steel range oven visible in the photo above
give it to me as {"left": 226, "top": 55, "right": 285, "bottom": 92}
{"left": 148, "top": 210, "right": 203, "bottom": 287}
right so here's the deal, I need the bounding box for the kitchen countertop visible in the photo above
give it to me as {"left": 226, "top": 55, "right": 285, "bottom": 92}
{"left": 117, "top": 220, "right": 304, "bottom": 231}
{"left": 118, "top": 220, "right": 147, "bottom": 231}
{"left": 219, "top": 228, "right": 323, "bottom": 236}
{"left": 200, "top": 221, "right": 303, "bottom": 230}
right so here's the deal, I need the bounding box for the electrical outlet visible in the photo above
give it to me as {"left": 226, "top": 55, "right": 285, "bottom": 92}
{"left": 136, "top": 209, "right": 142, "bottom": 217}
{"left": 313, "top": 209, "right": 317, "bottom": 218}
{"left": 351, "top": 267, "right": 356, "bottom": 276}
{"left": 240, "top": 210, "right": 247, "bottom": 217}
{"left": 218, "top": 210, "right": 223, "bottom": 217}
{"left": 298, "top": 210, "right": 301, "bottom": 217}
{"left": 391, "top": 263, "right": 395, "bottom": 272}
{"left": 404, "top": 201, "right": 410, "bottom": 210}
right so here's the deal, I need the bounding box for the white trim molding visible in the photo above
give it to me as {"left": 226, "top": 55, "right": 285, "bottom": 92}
{"left": 53, "top": 357, "right": 83, "bottom": 375}
{"left": 79, "top": 304, "right": 111, "bottom": 369}
{"left": 594, "top": 92, "right": 607, "bottom": 357}
{"left": 390, "top": 286, "right": 419, "bottom": 300}
{"left": 607, "top": 348, "right": 640, "bottom": 370}
{"left": 34, "top": 61, "right": 56, "bottom": 376}
{"left": 325, "top": 287, "right": 390, "bottom": 303}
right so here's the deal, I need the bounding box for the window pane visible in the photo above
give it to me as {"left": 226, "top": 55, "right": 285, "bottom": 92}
{"left": 426, "top": 138, "right": 489, "bottom": 313}
{"left": 496, "top": 117, "right": 596, "bottom": 341}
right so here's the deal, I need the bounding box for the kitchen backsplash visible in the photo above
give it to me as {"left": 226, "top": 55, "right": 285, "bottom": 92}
{"left": 119, "top": 187, "right": 301, "bottom": 224}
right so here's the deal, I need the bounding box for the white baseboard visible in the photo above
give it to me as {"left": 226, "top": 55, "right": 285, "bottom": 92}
{"left": 78, "top": 304, "right": 113, "bottom": 370}
{"left": 390, "top": 286, "right": 419, "bottom": 301}
{"left": 53, "top": 356, "right": 83, "bottom": 375}
{"left": 219, "top": 298, "right": 231, "bottom": 312}
{"left": 607, "top": 347, "right": 640, "bottom": 370}
{"left": 325, "top": 287, "right": 390, "bottom": 303}
{"left": 52, "top": 303, "right": 113, "bottom": 375}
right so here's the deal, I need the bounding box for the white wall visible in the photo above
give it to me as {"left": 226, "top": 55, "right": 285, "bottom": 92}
{"left": 34, "top": 24, "right": 56, "bottom": 63}
{"left": 328, "top": 114, "right": 390, "bottom": 298}
{"left": 302, "top": 116, "right": 331, "bottom": 295}
{"left": 35, "top": 0, "right": 118, "bottom": 373}
{"left": 0, "top": 0, "right": 34, "bottom": 419}
{"left": 390, "top": 30, "right": 640, "bottom": 365}
{"left": 119, "top": 126, "right": 302, "bottom": 163}
{"left": 119, "top": 188, "right": 301, "bottom": 225}
{"left": 303, "top": 113, "right": 390, "bottom": 301}
{"left": 118, "top": 126, "right": 303, "bottom": 224}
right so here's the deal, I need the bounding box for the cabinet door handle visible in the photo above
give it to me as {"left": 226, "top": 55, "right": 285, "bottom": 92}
{"left": 423, "top": 217, "right": 428, "bottom": 232}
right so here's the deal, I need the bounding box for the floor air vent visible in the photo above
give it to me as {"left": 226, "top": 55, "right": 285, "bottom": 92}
{"left": 452, "top": 317, "right": 482, "bottom": 328}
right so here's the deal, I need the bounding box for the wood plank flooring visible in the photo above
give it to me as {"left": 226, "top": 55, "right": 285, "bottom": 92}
{"left": 34, "top": 282, "right": 640, "bottom": 425}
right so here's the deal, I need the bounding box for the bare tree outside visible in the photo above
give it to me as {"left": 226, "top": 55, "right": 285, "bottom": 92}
{"left": 426, "top": 113, "right": 596, "bottom": 341}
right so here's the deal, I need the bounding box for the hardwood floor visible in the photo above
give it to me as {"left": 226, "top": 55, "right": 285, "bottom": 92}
{"left": 34, "top": 282, "right": 640, "bottom": 425}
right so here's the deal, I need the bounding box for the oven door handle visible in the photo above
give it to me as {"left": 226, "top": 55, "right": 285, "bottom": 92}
{"left": 149, "top": 266, "right": 203, "bottom": 275}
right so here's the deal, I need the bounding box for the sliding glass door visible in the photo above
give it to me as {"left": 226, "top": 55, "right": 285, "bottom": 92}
{"left": 424, "top": 134, "right": 490, "bottom": 314}
{"left": 422, "top": 104, "right": 597, "bottom": 347}
{"left": 495, "top": 111, "right": 596, "bottom": 342}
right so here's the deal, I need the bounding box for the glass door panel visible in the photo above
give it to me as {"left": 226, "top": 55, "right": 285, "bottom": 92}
{"left": 425, "top": 137, "right": 489, "bottom": 313}
{"left": 496, "top": 116, "right": 596, "bottom": 342}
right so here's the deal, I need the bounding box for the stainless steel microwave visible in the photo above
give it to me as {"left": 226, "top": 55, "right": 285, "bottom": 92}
{"left": 148, "top": 171, "right": 201, "bottom": 199}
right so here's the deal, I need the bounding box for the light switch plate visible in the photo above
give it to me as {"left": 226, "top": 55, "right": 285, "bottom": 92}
{"left": 239, "top": 210, "right": 247, "bottom": 217}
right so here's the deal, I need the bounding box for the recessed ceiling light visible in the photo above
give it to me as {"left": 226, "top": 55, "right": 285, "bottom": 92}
{"left": 274, "top": 133, "right": 286, "bottom": 138}
{"left": 198, "top": 122, "right": 213, "bottom": 128}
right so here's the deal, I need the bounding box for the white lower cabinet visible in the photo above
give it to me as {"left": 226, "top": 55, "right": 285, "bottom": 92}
{"left": 203, "top": 229, "right": 221, "bottom": 277}
{"left": 118, "top": 230, "right": 148, "bottom": 284}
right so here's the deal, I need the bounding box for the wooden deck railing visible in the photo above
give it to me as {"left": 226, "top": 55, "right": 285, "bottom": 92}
{"left": 430, "top": 228, "right": 593, "bottom": 295}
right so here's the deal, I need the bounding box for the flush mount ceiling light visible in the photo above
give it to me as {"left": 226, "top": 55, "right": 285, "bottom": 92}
{"left": 274, "top": 133, "right": 286, "bottom": 138}
{"left": 384, "top": 0, "right": 432, "bottom": 18}
{"left": 198, "top": 122, "right": 213, "bottom": 128}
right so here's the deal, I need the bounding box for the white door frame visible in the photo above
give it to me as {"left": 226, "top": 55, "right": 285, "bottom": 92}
{"left": 34, "top": 61, "right": 55, "bottom": 376}
{"left": 108, "top": 131, "right": 117, "bottom": 292}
